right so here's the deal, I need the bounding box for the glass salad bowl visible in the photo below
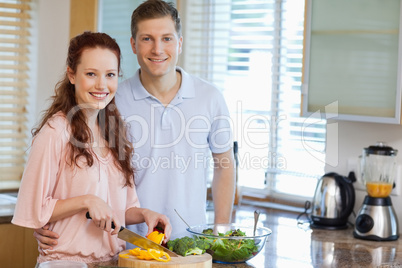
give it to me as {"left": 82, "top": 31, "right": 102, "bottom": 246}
{"left": 186, "top": 223, "right": 272, "bottom": 264}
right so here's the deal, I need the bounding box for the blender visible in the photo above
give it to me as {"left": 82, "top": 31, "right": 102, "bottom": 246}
{"left": 353, "top": 142, "right": 399, "bottom": 241}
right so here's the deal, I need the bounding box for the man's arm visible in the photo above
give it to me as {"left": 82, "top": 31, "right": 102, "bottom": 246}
{"left": 34, "top": 223, "right": 59, "bottom": 252}
{"left": 211, "top": 149, "right": 235, "bottom": 224}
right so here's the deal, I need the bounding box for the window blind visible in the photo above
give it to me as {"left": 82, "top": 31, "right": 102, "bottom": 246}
{"left": 182, "top": 0, "right": 326, "bottom": 201}
{"left": 0, "top": 0, "right": 32, "bottom": 189}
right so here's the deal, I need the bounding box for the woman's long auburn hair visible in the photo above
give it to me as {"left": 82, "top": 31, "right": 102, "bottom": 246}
{"left": 33, "top": 31, "right": 134, "bottom": 187}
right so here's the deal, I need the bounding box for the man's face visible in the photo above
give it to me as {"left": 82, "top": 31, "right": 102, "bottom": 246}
{"left": 130, "top": 16, "right": 183, "bottom": 80}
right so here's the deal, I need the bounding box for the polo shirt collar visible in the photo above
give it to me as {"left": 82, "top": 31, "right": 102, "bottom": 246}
{"left": 176, "top": 66, "right": 195, "bottom": 99}
{"left": 131, "top": 66, "right": 195, "bottom": 101}
{"left": 130, "top": 69, "right": 149, "bottom": 101}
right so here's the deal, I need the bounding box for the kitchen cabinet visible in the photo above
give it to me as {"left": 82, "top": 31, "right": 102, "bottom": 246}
{"left": 302, "top": 0, "right": 402, "bottom": 124}
{"left": 0, "top": 223, "right": 38, "bottom": 267}
{"left": 69, "top": 0, "right": 97, "bottom": 39}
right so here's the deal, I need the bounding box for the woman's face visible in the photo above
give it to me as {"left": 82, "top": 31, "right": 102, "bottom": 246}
{"left": 68, "top": 47, "right": 118, "bottom": 110}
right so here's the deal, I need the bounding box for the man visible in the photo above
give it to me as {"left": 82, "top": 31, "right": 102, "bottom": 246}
{"left": 35, "top": 0, "right": 235, "bottom": 249}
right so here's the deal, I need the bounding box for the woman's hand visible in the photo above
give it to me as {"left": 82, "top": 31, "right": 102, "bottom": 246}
{"left": 126, "top": 207, "right": 172, "bottom": 243}
{"left": 34, "top": 195, "right": 121, "bottom": 253}
{"left": 142, "top": 209, "right": 172, "bottom": 243}
{"left": 49, "top": 194, "right": 120, "bottom": 235}
{"left": 85, "top": 195, "right": 121, "bottom": 235}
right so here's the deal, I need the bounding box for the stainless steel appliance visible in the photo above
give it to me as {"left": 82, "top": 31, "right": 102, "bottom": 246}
{"left": 311, "top": 172, "right": 356, "bottom": 229}
{"left": 354, "top": 142, "right": 399, "bottom": 241}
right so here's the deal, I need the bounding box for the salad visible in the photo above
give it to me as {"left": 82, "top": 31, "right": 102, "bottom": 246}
{"left": 200, "top": 228, "right": 259, "bottom": 263}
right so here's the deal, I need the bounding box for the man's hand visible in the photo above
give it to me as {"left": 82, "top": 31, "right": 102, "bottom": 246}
{"left": 33, "top": 223, "right": 59, "bottom": 255}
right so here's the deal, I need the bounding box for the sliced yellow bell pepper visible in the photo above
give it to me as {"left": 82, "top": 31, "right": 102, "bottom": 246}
{"left": 126, "top": 247, "right": 170, "bottom": 262}
{"left": 147, "top": 230, "right": 165, "bottom": 244}
{"left": 148, "top": 249, "right": 171, "bottom": 262}
{"left": 119, "top": 253, "right": 130, "bottom": 259}
{"left": 129, "top": 247, "right": 142, "bottom": 256}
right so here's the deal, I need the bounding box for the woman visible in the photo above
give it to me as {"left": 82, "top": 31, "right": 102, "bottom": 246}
{"left": 12, "top": 31, "right": 171, "bottom": 265}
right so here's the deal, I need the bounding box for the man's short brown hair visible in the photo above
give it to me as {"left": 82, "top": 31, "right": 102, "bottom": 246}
{"left": 131, "top": 0, "right": 182, "bottom": 40}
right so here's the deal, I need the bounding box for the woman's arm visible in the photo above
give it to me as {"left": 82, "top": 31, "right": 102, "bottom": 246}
{"left": 35, "top": 205, "right": 173, "bottom": 249}
{"left": 49, "top": 195, "right": 90, "bottom": 222}
{"left": 51, "top": 194, "right": 121, "bottom": 235}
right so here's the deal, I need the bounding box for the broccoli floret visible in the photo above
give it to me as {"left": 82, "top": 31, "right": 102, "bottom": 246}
{"left": 167, "top": 238, "right": 179, "bottom": 251}
{"left": 166, "top": 236, "right": 212, "bottom": 256}
{"left": 175, "top": 237, "right": 195, "bottom": 256}
{"left": 186, "top": 247, "right": 204, "bottom": 255}
{"left": 196, "top": 239, "right": 211, "bottom": 250}
{"left": 202, "top": 228, "right": 214, "bottom": 235}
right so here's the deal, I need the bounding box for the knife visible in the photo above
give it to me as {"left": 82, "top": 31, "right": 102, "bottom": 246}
{"left": 85, "top": 212, "right": 178, "bottom": 257}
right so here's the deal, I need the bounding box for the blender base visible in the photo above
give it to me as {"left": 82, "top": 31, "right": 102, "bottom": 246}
{"left": 353, "top": 231, "right": 398, "bottom": 241}
{"left": 354, "top": 196, "right": 399, "bottom": 241}
{"left": 311, "top": 223, "right": 348, "bottom": 230}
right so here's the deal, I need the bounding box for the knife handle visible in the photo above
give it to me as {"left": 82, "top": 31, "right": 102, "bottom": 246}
{"left": 86, "top": 211, "right": 117, "bottom": 229}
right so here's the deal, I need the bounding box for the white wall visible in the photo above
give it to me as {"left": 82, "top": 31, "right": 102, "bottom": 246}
{"left": 32, "top": 0, "right": 70, "bottom": 128}
{"left": 325, "top": 120, "right": 402, "bottom": 228}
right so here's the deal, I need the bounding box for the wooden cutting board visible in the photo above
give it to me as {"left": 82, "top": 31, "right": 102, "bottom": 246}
{"left": 118, "top": 250, "right": 212, "bottom": 268}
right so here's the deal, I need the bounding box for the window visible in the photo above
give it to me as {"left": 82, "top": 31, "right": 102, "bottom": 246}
{"left": 181, "top": 0, "right": 326, "bottom": 203}
{"left": 0, "top": 0, "right": 33, "bottom": 190}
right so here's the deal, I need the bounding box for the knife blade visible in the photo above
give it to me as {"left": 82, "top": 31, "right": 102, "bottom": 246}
{"left": 85, "top": 212, "right": 178, "bottom": 257}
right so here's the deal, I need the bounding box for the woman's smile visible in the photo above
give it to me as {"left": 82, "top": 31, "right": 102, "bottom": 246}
{"left": 89, "top": 92, "right": 110, "bottom": 99}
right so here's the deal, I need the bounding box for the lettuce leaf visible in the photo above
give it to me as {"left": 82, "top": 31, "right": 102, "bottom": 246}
{"left": 209, "top": 235, "right": 258, "bottom": 262}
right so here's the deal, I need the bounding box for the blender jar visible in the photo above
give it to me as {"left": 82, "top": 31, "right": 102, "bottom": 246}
{"left": 361, "top": 142, "right": 398, "bottom": 198}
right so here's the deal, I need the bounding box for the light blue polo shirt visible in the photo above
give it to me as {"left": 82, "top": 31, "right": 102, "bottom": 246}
{"left": 115, "top": 66, "right": 232, "bottom": 239}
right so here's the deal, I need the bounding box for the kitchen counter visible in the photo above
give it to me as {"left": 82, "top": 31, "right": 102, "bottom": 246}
{"left": 91, "top": 205, "right": 402, "bottom": 268}
{"left": 211, "top": 206, "right": 402, "bottom": 268}
{"left": 2, "top": 195, "right": 402, "bottom": 267}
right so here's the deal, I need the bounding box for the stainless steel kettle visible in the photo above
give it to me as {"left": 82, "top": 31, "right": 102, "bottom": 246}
{"left": 311, "top": 172, "right": 356, "bottom": 229}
